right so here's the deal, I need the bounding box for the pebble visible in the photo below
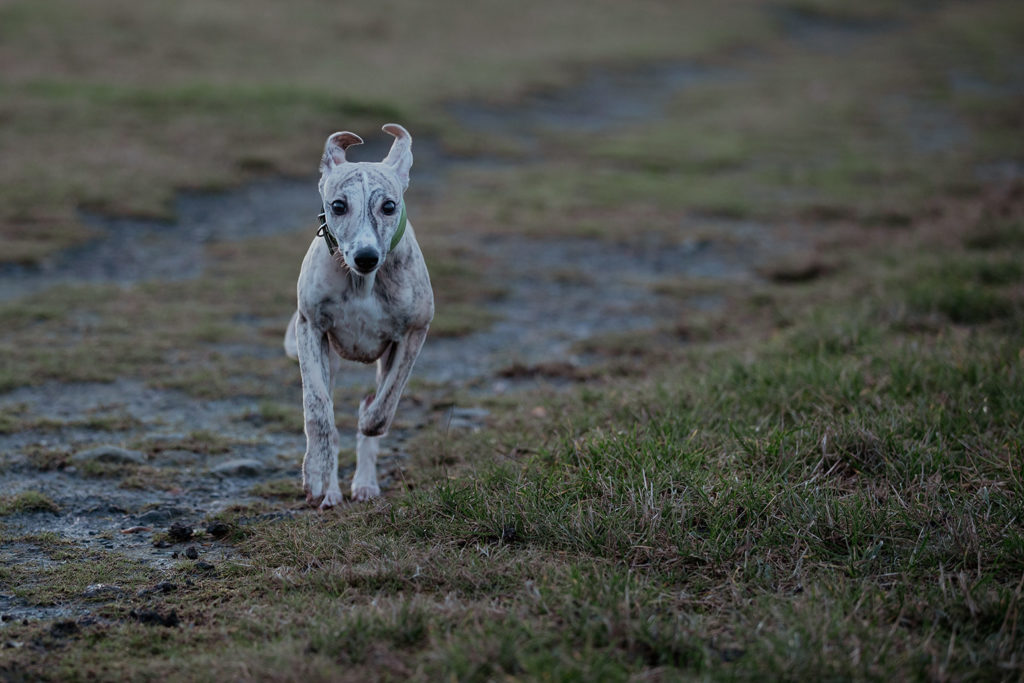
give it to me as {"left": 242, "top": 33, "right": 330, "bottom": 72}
{"left": 211, "top": 458, "right": 265, "bottom": 476}
{"left": 136, "top": 507, "right": 186, "bottom": 525}
{"left": 82, "top": 583, "right": 122, "bottom": 599}
{"left": 184, "top": 546, "right": 199, "bottom": 560}
{"left": 205, "top": 521, "right": 231, "bottom": 539}
{"left": 71, "top": 446, "right": 147, "bottom": 465}
{"left": 167, "top": 521, "right": 193, "bottom": 542}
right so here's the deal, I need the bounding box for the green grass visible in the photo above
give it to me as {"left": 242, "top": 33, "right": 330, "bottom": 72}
{"left": 2, "top": 0, "right": 1024, "bottom": 680}
{"left": 0, "top": 491, "right": 61, "bottom": 515}
{"left": 4, "top": 265, "right": 1020, "bottom": 677}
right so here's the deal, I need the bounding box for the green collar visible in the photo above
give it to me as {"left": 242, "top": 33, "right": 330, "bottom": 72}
{"left": 390, "top": 202, "right": 407, "bottom": 251}
{"left": 317, "top": 202, "right": 407, "bottom": 257}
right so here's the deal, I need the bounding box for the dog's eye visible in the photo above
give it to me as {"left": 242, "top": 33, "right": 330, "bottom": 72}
{"left": 331, "top": 199, "right": 347, "bottom": 216}
{"left": 381, "top": 200, "right": 396, "bottom": 216}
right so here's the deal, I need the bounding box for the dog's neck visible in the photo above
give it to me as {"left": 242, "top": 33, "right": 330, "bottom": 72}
{"left": 348, "top": 270, "right": 376, "bottom": 297}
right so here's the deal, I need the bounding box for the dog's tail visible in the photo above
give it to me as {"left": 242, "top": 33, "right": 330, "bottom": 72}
{"left": 283, "top": 311, "right": 299, "bottom": 360}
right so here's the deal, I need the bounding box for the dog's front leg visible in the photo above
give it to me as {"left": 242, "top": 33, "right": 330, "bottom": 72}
{"left": 351, "top": 326, "right": 428, "bottom": 500}
{"left": 296, "top": 314, "right": 344, "bottom": 509}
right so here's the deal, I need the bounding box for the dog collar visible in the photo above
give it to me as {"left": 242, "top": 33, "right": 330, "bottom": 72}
{"left": 317, "top": 203, "right": 407, "bottom": 257}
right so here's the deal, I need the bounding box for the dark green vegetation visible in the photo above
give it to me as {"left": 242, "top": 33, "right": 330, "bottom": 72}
{"left": 2, "top": 0, "right": 1024, "bottom": 680}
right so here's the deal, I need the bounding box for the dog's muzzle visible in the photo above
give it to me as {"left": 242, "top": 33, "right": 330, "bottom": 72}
{"left": 353, "top": 248, "right": 380, "bottom": 274}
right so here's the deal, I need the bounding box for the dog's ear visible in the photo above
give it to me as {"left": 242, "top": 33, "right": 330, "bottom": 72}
{"left": 320, "top": 131, "right": 363, "bottom": 173}
{"left": 381, "top": 123, "right": 413, "bottom": 190}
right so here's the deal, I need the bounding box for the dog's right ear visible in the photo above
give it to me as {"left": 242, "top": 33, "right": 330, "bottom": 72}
{"left": 320, "top": 131, "right": 364, "bottom": 173}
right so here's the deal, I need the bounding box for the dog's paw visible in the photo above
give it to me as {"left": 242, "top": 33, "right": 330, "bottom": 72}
{"left": 318, "top": 487, "right": 344, "bottom": 510}
{"left": 358, "top": 413, "right": 388, "bottom": 437}
{"left": 303, "top": 470, "right": 329, "bottom": 507}
{"left": 351, "top": 484, "right": 381, "bottom": 502}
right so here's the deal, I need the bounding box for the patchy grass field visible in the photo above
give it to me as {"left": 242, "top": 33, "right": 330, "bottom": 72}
{"left": 2, "top": 0, "right": 1024, "bottom": 680}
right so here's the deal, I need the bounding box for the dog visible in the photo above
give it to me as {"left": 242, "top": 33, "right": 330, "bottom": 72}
{"left": 284, "top": 124, "right": 433, "bottom": 509}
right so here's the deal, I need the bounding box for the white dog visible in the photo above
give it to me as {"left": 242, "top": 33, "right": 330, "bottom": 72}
{"left": 284, "top": 124, "right": 433, "bottom": 509}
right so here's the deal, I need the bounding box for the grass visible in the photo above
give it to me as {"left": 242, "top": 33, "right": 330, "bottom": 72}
{"left": 0, "top": 491, "right": 61, "bottom": 515}
{"left": 3, "top": 247, "right": 1021, "bottom": 676}
{"left": 0, "top": 0, "right": 771, "bottom": 264}
{"left": 2, "top": 0, "right": 1024, "bottom": 680}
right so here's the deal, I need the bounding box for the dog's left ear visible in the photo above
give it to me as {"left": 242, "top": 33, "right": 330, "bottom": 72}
{"left": 381, "top": 123, "right": 413, "bottom": 190}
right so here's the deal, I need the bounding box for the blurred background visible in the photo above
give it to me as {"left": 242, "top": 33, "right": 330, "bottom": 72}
{"left": 2, "top": 0, "right": 1021, "bottom": 384}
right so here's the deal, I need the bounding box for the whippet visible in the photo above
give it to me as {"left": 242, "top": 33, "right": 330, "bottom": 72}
{"left": 284, "top": 124, "right": 433, "bottom": 509}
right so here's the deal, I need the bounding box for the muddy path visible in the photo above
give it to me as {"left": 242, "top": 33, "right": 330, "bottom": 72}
{"left": 0, "top": 7, "right": 960, "bottom": 624}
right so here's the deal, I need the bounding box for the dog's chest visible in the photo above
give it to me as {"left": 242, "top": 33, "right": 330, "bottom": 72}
{"left": 322, "top": 295, "right": 400, "bottom": 363}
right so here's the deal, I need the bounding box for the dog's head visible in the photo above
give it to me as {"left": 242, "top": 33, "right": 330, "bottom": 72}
{"left": 318, "top": 123, "right": 413, "bottom": 275}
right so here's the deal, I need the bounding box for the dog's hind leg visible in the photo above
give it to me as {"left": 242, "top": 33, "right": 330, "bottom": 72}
{"left": 295, "top": 313, "right": 344, "bottom": 509}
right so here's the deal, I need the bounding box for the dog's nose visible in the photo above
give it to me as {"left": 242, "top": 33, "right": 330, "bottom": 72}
{"left": 353, "top": 248, "right": 379, "bottom": 273}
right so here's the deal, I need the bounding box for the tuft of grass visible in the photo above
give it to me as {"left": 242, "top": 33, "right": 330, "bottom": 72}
{"left": 244, "top": 401, "right": 304, "bottom": 434}
{"left": 133, "top": 430, "right": 236, "bottom": 456}
{"left": 0, "top": 490, "right": 61, "bottom": 515}
{"left": 249, "top": 478, "right": 304, "bottom": 501}
{"left": 963, "top": 217, "right": 1024, "bottom": 251}
{"left": 904, "top": 253, "right": 1021, "bottom": 324}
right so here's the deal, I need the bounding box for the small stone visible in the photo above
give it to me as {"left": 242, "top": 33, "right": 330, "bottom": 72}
{"left": 136, "top": 507, "right": 185, "bottom": 525}
{"left": 205, "top": 521, "right": 231, "bottom": 539}
{"left": 211, "top": 458, "right": 265, "bottom": 477}
{"left": 167, "top": 521, "right": 193, "bottom": 542}
{"left": 194, "top": 561, "right": 215, "bottom": 571}
{"left": 184, "top": 546, "right": 199, "bottom": 560}
{"left": 82, "top": 583, "right": 122, "bottom": 599}
{"left": 71, "top": 446, "right": 147, "bottom": 465}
